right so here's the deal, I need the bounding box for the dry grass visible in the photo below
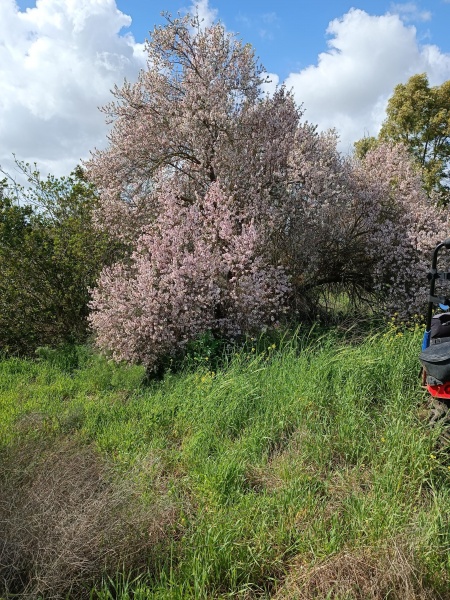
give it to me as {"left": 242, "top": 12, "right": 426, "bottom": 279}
{"left": 0, "top": 438, "right": 178, "bottom": 599}
{"left": 274, "top": 542, "right": 444, "bottom": 600}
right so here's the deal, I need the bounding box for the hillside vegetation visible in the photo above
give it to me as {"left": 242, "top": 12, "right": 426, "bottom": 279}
{"left": 1, "top": 324, "right": 449, "bottom": 599}
{"left": 2, "top": 11, "right": 450, "bottom": 600}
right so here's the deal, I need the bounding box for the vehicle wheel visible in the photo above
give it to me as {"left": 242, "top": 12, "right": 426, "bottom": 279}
{"left": 428, "top": 397, "right": 450, "bottom": 449}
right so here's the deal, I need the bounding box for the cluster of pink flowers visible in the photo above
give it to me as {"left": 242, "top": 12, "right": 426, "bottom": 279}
{"left": 90, "top": 183, "right": 289, "bottom": 368}
{"left": 356, "top": 142, "right": 450, "bottom": 319}
{"left": 87, "top": 14, "right": 450, "bottom": 368}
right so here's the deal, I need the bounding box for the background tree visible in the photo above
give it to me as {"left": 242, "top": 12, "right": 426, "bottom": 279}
{"left": 356, "top": 74, "right": 450, "bottom": 204}
{"left": 353, "top": 135, "right": 378, "bottom": 160}
{"left": 0, "top": 162, "right": 117, "bottom": 355}
{"left": 88, "top": 14, "right": 450, "bottom": 370}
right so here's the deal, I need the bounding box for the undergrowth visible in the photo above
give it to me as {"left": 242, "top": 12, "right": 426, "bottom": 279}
{"left": 0, "top": 324, "right": 449, "bottom": 598}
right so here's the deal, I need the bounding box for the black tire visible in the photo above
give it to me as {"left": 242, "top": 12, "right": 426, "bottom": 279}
{"left": 428, "top": 397, "right": 450, "bottom": 449}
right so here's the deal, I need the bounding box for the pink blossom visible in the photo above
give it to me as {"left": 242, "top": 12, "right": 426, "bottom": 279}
{"left": 87, "top": 14, "right": 450, "bottom": 367}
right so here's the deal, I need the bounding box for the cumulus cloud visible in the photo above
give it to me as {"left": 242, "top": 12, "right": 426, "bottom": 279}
{"left": 285, "top": 8, "right": 450, "bottom": 152}
{"left": 190, "top": 0, "right": 218, "bottom": 28}
{"left": 3, "top": 1, "right": 450, "bottom": 178}
{"left": 0, "top": 0, "right": 145, "bottom": 177}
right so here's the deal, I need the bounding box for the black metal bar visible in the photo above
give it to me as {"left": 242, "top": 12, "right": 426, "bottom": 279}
{"left": 426, "top": 243, "right": 446, "bottom": 332}
{"left": 431, "top": 271, "right": 450, "bottom": 281}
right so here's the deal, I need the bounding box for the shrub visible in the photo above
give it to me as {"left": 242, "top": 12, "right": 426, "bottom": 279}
{"left": 0, "top": 163, "right": 119, "bottom": 355}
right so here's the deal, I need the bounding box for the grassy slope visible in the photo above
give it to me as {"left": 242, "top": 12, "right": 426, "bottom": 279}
{"left": 1, "top": 326, "right": 449, "bottom": 599}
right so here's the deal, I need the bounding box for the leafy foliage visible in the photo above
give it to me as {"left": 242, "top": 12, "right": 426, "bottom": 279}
{"left": 353, "top": 135, "right": 378, "bottom": 160}
{"left": 0, "top": 163, "right": 118, "bottom": 355}
{"left": 356, "top": 74, "right": 450, "bottom": 204}
{"left": 380, "top": 74, "right": 450, "bottom": 204}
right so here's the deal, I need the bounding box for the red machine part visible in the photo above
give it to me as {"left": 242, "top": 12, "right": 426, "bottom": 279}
{"left": 427, "top": 382, "right": 450, "bottom": 399}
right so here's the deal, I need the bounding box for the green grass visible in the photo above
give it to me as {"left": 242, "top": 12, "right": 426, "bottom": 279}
{"left": 1, "top": 324, "right": 449, "bottom": 599}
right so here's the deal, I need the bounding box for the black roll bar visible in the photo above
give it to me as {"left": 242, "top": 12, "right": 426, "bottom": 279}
{"left": 426, "top": 237, "right": 450, "bottom": 332}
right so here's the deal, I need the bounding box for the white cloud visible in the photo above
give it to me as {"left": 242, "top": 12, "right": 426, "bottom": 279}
{"left": 235, "top": 12, "right": 250, "bottom": 27}
{"left": 261, "top": 12, "right": 278, "bottom": 25}
{"left": 390, "top": 2, "right": 432, "bottom": 22}
{"left": 260, "top": 72, "right": 280, "bottom": 96}
{"left": 0, "top": 0, "right": 145, "bottom": 178}
{"left": 284, "top": 8, "right": 450, "bottom": 152}
{"left": 3, "top": 1, "right": 449, "bottom": 179}
{"left": 189, "top": 0, "right": 218, "bottom": 28}
{"left": 259, "top": 28, "right": 274, "bottom": 41}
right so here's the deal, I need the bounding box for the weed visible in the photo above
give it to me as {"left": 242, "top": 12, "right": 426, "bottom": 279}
{"left": 0, "top": 439, "right": 178, "bottom": 599}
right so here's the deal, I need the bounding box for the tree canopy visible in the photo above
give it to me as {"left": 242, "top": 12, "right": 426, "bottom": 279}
{"left": 356, "top": 74, "right": 450, "bottom": 204}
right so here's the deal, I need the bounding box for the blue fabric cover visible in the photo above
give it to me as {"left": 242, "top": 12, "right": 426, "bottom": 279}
{"left": 422, "top": 330, "right": 431, "bottom": 350}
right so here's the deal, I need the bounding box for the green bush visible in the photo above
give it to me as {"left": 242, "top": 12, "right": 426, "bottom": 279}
{"left": 0, "top": 163, "right": 122, "bottom": 355}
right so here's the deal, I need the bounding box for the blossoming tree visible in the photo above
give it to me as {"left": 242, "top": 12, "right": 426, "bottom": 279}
{"left": 87, "top": 13, "right": 450, "bottom": 369}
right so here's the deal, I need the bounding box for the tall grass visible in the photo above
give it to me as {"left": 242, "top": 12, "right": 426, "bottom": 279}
{"left": 1, "top": 324, "right": 449, "bottom": 598}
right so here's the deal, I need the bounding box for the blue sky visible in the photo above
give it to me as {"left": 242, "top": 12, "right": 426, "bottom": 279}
{"left": 119, "top": 0, "right": 450, "bottom": 78}
{"left": 2, "top": 0, "right": 450, "bottom": 177}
